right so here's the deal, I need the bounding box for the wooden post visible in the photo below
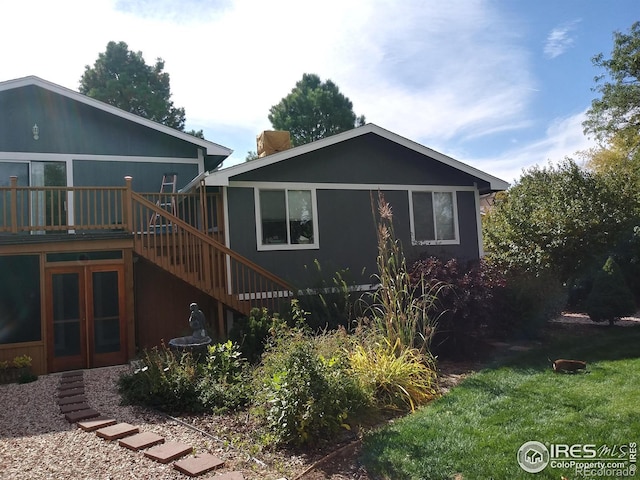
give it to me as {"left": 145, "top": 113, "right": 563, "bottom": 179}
{"left": 123, "top": 176, "right": 133, "bottom": 232}
{"left": 199, "top": 178, "right": 209, "bottom": 235}
{"left": 9, "top": 176, "right": 18, "bottom": 234}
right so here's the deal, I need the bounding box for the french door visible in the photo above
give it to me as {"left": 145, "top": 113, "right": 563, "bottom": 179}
{"left": 46, "top": 264, "right": 126, "bottom": 372}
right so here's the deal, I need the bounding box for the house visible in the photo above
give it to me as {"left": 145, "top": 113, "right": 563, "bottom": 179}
{"left": 200, "top": 124, "right": 509, "bottom": 291}
{"left": 0, "top": 76, "right": 288, "bottom": 375}
{"left": 0, "top": 76, "right": 508, "bottom": 375}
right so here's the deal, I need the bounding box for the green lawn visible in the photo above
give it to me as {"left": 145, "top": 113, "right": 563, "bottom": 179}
{"left": 361, "top": 325, "right": 640, "bottom": 480}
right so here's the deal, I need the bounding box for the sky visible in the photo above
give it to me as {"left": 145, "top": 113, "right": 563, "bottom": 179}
{"left": 2, "top": 0, "right": 638, "bottom": 184}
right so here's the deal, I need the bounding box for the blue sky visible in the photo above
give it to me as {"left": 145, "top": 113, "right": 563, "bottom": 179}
{"left": 2, "top": 0, "right": 637, "bottom": 183}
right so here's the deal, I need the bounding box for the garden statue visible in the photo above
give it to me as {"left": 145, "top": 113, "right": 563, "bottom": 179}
{"left": 189, "top": 302, "right": 207, "bottom": 339}
{"left": 168, "top": 302, "right": 212, "bottom": 354}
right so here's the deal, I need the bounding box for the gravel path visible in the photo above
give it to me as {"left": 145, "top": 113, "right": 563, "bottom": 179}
{"left": 0, "top": 366, "right": 277, "bottom": 480}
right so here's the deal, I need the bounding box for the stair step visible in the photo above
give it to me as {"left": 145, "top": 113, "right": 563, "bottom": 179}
{"left": 60, "top": 402, "right": 90, "bottom": 414}
{"left": 173, "top": 453, "right": 224, "bottom": 477}
{"left": 58, "top": 395, "right": 87, "bottom": 406}
{"left": 118, "top": 432, "right": 165, "bottom": 451}
{"left": 144, "top": 441, "right": 192, "bottom": 464}
{"left": 61, "top": 371, "right": 83, "bottom": 378}
{"left": 58, "top": 381, "right": 84, "bottom": 391}
{"left": 96, "top": 422, "right": 139, "bottom": 441}
{"left": 59, "top": 376, "right": 83, "bottom": 384}
{"left": 65, "top": 408, "right": 100, "bottom": 423}
{"left": 77, "top": 418, "right": 117, "bottom": 432}
{"left": 58, "top": 388, "right": 85, "bottom": 398}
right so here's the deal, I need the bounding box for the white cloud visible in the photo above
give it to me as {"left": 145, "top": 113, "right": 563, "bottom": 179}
{"left": 467, "top": 110, "right": 597, "bottom": 183}
{"left": 544, "top": 20, "right": 581, "bottom": 59}
{"left": 2, "top": 0, "right": 594, "bottom": 185}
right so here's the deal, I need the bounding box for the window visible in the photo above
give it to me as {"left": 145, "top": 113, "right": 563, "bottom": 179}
{"left": 257, "top": 188, "right": 317, "bottom": 250}
{"left": 410, "top": 191, "right": 458, "bottom": 244}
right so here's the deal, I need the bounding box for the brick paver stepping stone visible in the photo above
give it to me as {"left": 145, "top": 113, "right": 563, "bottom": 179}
{"left": 211, "top": 473, "right": 244, "bottom": 480}
{"left": 65, "top": 408, "right": 100, "bottom": 423}
{"left": 58, "top": 381, "right": 84, "bottom": 391}
{"left": 144, "top": 442, "right": 192, "bottom": 464}
{"left": 118, "top": 432, "right": 165, "bottom": 451}
{"left": 60, "top": 402, "right": 90, "bottom": 414}
{"left": 58, "top": 395, "right": 87, "bottom": 406}
{"left": 58, "top": 388, "right": 85, "bottom": 398}
{"left": 96, "top": 422, "right": 139, "bottom": 440}
{"left": 77, "top": 418, "right": 117, "bottom": 432}
{"left": 60, "top": 374, "right": 83, "bottom": 383}
{"left": 173, "top": 453, "right": 224, "bottom": 477}
{"left": 61, "top": 371, "right": 83, "bottom": 378}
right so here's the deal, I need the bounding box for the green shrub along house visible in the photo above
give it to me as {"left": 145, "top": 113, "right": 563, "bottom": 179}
{"left": 0, "top": 75, "right": 508, "bottom": 374}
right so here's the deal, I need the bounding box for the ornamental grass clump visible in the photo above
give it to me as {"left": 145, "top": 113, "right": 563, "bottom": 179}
{"left": 364, "top": 192, "right": 440, "bottom": 354}
{"left": 349, "top": 192, "right": 440, "bottom": 411}
{"left": 349, "top": 337, "right": 438, "bottom": 411}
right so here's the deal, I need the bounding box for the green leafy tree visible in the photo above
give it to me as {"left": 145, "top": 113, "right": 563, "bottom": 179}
{"left": 585, "top": 256, "right": 636, "bottom": 325}
{"left": 80, "top": 41, "right": 186, "bottom": 130}
{"left": 483, "top": 159, "right": 634, "bottom": 283}
{"left": 583, "top": 22, "right": 640, "bottom": 150}
{"left": 268, "top": 73, "right": 366, "bottom": 147}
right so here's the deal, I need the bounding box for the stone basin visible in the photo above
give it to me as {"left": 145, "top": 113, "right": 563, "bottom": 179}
{"left": 167, "top": 335, "right": 212, "bottom": 357}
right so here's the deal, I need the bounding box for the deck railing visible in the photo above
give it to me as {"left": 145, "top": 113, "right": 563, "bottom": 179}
{"left": 0, "top": 176, "right": 128, "bottom": 233}
{"left": 0, "top": 176, "right": 292, "bottom": 315}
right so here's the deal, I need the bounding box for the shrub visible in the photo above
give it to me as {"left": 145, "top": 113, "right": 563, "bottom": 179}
{"left": 229, "top": 307, "right": 286, "bottom": 363}
{"left": 12, "top": 355, "right": 32, "bottom": 368}
{"left": 585, "top": 256, "right": 636, "bottom": 325}
{"left": 118, "top": 341, "right": 252, "bottom": 414}
{"left": 297, "top": 260, "right": 360, "bottom": 331}
{"left": 492, "top": 270, "right": 567, "bottom": 339}
{"left": 409, "top": 257, "right": 506, "bottom": 356}
{"left": 255, "top": 329, "right": 368, "bottom": 447}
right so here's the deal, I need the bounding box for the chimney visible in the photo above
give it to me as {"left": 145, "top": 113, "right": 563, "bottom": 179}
{"left": 256, "top": 130, "right": 291, "bottom": 157}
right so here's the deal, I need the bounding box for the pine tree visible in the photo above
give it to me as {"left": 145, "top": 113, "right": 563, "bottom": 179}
{"left": 585, "top": 256, "right": 636, "bottom": 325}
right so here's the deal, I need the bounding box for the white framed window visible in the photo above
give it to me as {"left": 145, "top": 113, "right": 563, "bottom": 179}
{"left": 255, "top": 188, "right": 319, "bottom": 250}
{"left": 409, "top": 190, "right": 459, "bottom": 245}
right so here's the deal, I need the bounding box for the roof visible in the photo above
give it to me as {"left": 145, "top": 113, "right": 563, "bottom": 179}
{"left": 0, "top": 75, "right": 233, "bottom": 158}
{"left": 204, "top": 123, "right": 510, "bottom": 192}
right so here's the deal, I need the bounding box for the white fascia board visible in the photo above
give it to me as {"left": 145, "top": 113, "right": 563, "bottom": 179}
{"left": 203, "top": 123, "right": 509, "bottom": 191}
{"left": 0, "top": 76, "right": 233, "bottom": 157}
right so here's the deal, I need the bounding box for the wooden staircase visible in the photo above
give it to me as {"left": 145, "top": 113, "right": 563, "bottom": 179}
{"left": 129, "top": 192, "right": 291, "bottom": 317}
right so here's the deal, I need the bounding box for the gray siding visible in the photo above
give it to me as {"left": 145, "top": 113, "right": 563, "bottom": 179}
{"left": 73, "top": 160, "right": 199, "bottom": 192}
{"left": 228, "top": 186, "right": 480, "bottom": 289}
{"left": 0, "top": 85, "right": 200, "bottom": 158}
{"left": 233, "top": 133, "right": 491, "bottom": 191}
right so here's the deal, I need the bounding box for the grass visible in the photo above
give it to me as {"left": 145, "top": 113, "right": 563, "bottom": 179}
{"left": 360, "top": 325, "right": 640, "bottom": 480}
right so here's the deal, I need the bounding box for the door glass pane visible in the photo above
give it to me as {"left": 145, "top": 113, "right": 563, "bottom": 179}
{"left": 93, "top": 271, "right": 120, "bottom": 354}
{"left": 260, "top": 190, "right": 287, "bottom": 244}
{"left": 52, "top": 273, "right": 81, "bottom": 357}
{"left": 31, "top": 162, "right": 67, "bottom": 232}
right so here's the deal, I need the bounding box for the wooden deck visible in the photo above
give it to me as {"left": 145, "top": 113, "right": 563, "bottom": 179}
{"left": 0, "top": 176, "right": 292, "bottom": 316}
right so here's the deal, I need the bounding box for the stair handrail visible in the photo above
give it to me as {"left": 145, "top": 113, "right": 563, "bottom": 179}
{"left": 129, "top": 191, "right": 293, "bottom": 308}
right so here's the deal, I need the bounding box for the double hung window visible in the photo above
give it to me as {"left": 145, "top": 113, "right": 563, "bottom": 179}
{"left": 410, "top": 190, "right": 458, "bottom": 244}
{"left": 257, "top": 188, "right": 317, "bottom": 250}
